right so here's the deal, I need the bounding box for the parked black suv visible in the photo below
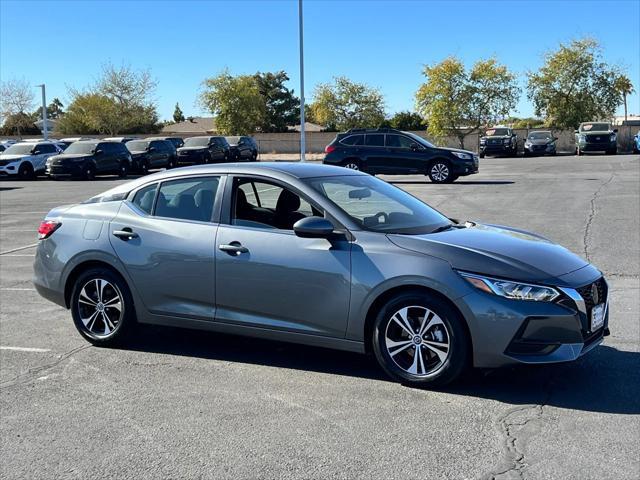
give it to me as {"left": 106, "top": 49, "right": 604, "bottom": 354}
{"left": 147, "top": 136, "right": 184, "bottom": 149}
{"left": 176, "top": 136, "right": 230, "bottom": 165}
{"left": 126, "top": 139, "right": 177, "bottom": 174}
{"left": 322, "top": 128, "right": 478, "bottom": 183}
{"left": 479, "top": 127, "right": 518, "bottom": 158}
{"left": 225, "top": 136, "right": 259, "bottom": 161}
{"left": 45, "top": 140, "right": 131, "bottom": 180}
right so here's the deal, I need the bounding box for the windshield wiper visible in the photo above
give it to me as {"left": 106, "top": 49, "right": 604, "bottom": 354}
{"left": 430, "top": 223, "right": 455, "bottom": 234}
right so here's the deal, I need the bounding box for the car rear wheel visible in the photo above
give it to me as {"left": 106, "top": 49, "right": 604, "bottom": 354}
{"left": 372, "top": 292, "right": 469, "bottom": 386}
{"left": 83, "top": 164, "right": 96, "bottom": 181}
{"left": 138, "top": 159, "right": 150, "bottom": 175}
{"left": 18, "top": 162, "right": 35, "bottom": 180}
{"left": 342, "top": 159, "right": 361, "bottom": 171}
{"left": 70, "top": 268, "right": 135, "bottom": 346}
{"left": 252, "top": 150, "right": 258, "bottom": 161}
{"left": 118, "top": 162, "right": 128, "bottom": 178}
{"left": 428, "top": 160, "right": 454, "bottom": 183}
{"left": 167, "top": 156, "right": 177, "bottom": 169}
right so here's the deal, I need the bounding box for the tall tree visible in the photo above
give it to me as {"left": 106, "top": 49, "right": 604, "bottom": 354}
{"left": 389, "top": 111, "right": 427, "bottom": 131}
{"left": 254, "top": 71, "right": 300, "bottom": 132}
{"left": 614, "top": 75, "right": 635, "bottom": 122}
{"left": 173, "top": 102, "right": 185, "bottom": 123}
{"left": 527, "top": 38, "right": 624, "bottom": 129}
{"left": 57, "top": 93, "right": 120, "bottom": 135}
{"left": 35, "top": 98, "right": 65, "bottom": 120}
{"left": 310, "top": 77, "right": 386, "bottom": 131}
{"left": 200, "top": 70, "right": 265, "bottom": 135}
{"left": 0, "top": 78, "right": 36, "bottom": 137}
{"left": 415, "top": 57, "right": 519, "bottom": 149}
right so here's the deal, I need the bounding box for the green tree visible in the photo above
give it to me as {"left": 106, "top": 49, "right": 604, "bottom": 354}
{"left": 0, "top": 112, "right": 40, "bottom": 136}
{"left": 0, "top": 77, "right": 36, "bottom": 137}
{"left": 415, "top": 57, "right": 519, "bottom": 149}
{"left": 310, "top": 77, "right": 386, "bottom": 131}
{"left": 200, "top": 70, "right": 265, "bottom": 135}
{"left": 389, "top": 111, "right": 427, "bottom": 131}
{"left": 35, "top": 98, "right": 65, "bottom": 120}
{"left": 173, "top": 102, "right": 185, "bottom": 123}
{"left": 254, "top": 71, "right": 300, "bottom": 132}
{"left": 527, "top": 38, "right": 624, "bottom": 129}
{"left": 503, "top": 116, "right": 546, "bottom": 129}
{"left": 614, "top": 75, "right": 634, "bottom": 123}
{"left": 57, "top": 93, "right": 120, "bottom": 135}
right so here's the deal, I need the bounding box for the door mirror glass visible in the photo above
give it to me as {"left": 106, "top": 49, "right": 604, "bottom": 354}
{"left": 293, "top": 216, "right": 334, "bottom": 238}
{"left": 613, "top": 128, "right": 618, "bottom": 133}
{"left": 32, "top": 149, "right": 40, "bottom": 155}
{"left": 148, "top": 146, "right": 156, "bottom": 152}
{"left": 94, "top": 149, "right": 103, "bottom": 155}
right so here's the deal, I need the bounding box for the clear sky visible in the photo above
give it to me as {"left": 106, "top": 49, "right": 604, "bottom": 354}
{"left": 1, "top": 0, "right": 638, "bottom": 122}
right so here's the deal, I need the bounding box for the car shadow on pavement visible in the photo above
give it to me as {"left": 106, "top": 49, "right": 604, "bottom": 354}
{"left": 123, "top": 326, "right": 638, "bottom": 414}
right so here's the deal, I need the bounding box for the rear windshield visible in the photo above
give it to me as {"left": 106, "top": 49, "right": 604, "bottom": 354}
{"left": 60, "top": 142, "right": 98, "bottom": 154}
{"left": 484, "top": 128, "right": 510, "bottom": 136}
{"left": 580, "top": 123, "right": 610, "bottom": 132}
{"left": 184, "top": 137, "right": 210, "bottom": 147}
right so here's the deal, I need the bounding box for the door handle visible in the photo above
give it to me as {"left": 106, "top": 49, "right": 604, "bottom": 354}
{"left": 219, "top": 242, "right": 248, "bottom": 256}
{"left": 113, "top": 228, "right": 139, "bottom": 241}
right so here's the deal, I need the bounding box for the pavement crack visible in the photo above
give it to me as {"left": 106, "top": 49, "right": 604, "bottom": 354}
{"left": 0, "top": 344, "right": 91, "bottom": 390}
{"left": 583, "top": 173, "right": 615, "bottom": 262}
{"left": 480, "top": 374, "right": 557, "bottom": 480}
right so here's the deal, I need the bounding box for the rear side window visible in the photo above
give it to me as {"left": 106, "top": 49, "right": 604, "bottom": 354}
{"left": 340, "top": 135, "right": 364, "bottom": 146}
{"left": 132, "top": 183, "right": 158, "bottom": 214}
{"left": 155, "top": 177, "right": 220, "bottom": 222}
{"left": 365, "top": 134, "right": 384, "bottom": 146}
{"left": 37, "top": 144, "right": 57, "bottom": 154}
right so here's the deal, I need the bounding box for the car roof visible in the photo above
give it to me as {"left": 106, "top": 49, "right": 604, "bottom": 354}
{"left": 95, "top": 162, "right": 364, "bottom": 199}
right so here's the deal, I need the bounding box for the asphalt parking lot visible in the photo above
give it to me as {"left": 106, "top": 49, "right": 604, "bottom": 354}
{"left": 1, "top": 154, "right": 639, "bottom": 480}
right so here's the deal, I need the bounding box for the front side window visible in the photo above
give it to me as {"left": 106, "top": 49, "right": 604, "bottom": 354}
{"left": 233, "top": 178, "right": 320, "bottom": 230}
{"left": 155, "top": 177, "right": 220, "bottom": 222}
{"left": 386, "top": 135, "right": 415, "bottom": 149}
{"left": 365, "top": 134, "right": 385, "bottom": 146}
{"left": 306, "top": 175, "right": 450, "bottom": 234}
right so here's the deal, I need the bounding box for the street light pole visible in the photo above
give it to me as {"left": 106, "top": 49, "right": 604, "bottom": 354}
{"left": 298, "top": 0, "right": 306, "bottom": 162}
{"left": 36, "top": 84, "right": 48, "bottom": 140}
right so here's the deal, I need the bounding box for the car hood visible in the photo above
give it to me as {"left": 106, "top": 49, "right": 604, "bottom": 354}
{"left": 50, "top": 154, "right": 92, "bottom": 160}
{"left": 178, "top": 146, "right": 207, "bottom": 152}
{"left": 482, "top": 135, "right": 511, "bottom": 140}
{"left": 387, "top": 223, "right": 589, "bottom": 284}
{"left": 0, "top": 154, "right": 29, "bottom": 161}
{"left": 436, "top": 146, "right": 476, "bottom": 156}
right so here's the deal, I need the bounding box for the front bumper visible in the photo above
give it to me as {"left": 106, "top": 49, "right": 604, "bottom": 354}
{"left": 451, "top": 158, "right": 479, "bottom": 176}
{"left": 480, "top": 143, "right": 515, "bottom": 155}
{"left": 525, "top": 144, "right": 556, "bottom": 155}
{"left": 456, "top": 272, "right": 609, "bottom": 368}
{"left": 578, "top": 141, "right": 616, "bottom": 152}
{"left": 0, "top": 164, "right": 19, "bottom": 176}
{"left": 46, "top": 162, "right": 85, "bottom": 177}
{"left": 177, "top": 150, "right": 206, "bottom": 164}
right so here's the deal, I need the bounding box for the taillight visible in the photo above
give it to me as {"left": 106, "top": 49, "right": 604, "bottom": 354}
{"left": 325, "top": 144, "right": 336, "bottom": 154}
{"left": 38, "top": 220, "right": 61, "bottom": 240}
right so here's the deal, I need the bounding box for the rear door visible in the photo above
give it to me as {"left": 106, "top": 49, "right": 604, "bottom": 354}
{"left": 363, "top": 133, "right": 387, "bottom": 173}
{"left": 149, "top": 141, "right": 166, "bottom": 167}
{"left": 33, "top": 143, "right": 58, "bottom": 172}
{"left": 109, "top": 175, "right": 223, "bottom": 320}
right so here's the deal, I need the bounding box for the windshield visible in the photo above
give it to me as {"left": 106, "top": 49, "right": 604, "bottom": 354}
{"left": 184, "top": 137, "right": 210, "bottom": 147}
{"left": 1, "top": 143, "right": 36, "bottom": 155}
{"left": 403, "top": 131, "right": 435, "bottom": 148}
{"left": 127, "top": 140, "right": 150, "bottom": 151}
{"left": 63, "top": 142, "right": 98, "bottom": 154}
{"left": 528, "top": 131, "right": 552, "bottom": 140}
{"left": 306, "top": 175, "right": 451, "bottom": 234}
{"left": 580, "top": 123, "right": 610, "bottom": 132}
{"left": 226, "top": 136, "right": 241, "bottom": 145}
{"left": 484, "top": 128, "right": 510, "bottom": 136}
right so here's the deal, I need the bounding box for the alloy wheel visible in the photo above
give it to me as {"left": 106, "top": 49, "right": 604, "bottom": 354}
{"left": 344, "top": 162, "right": 360, "bottom": 170}
{"left": 384, "top": 306, "right": 450, "bottom": 377}
{"left": 77, "top": 278, "right": 124, "bottom": 337}
{"left": 430, "top": 163, "right": 450, "bottom": 182}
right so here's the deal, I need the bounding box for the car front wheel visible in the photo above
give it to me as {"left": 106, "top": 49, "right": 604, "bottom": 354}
{"left": 70, "top": 268, "right": 136, "bottom": 346}
{"left": 18, "top": 162, "right": 35, "bottom": 180}
{"left": 372, "top": 292, "right": 469, "bottom": 386}
{"left": 428, "top": 160, "right": 454, "bottom": 183}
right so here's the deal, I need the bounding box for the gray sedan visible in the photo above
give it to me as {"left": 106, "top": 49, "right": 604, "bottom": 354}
{"left": 33, "top": 163, "right": 610, "bottom": 386}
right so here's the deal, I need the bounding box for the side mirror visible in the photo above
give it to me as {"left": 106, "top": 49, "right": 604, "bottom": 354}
{"left": 32, "top": 150, "right": 41, "bottom": 155}
{"left": 613, "top": 128, "right": 618, "bottom": 133}
{"left": 94, "top": 149, "right": 103, "bottom": 155}
{"left": 574, "top": 130, "right": 579, "bottom": 134}
{"left": 293, "top": 216, "right": 334, "bottom": 238}
{"left": 554, "top": 137, "right": 559, "bottom": 141}
{"left": 410, "top": 143, "right": 419, "bottom": 151}
{"left": 148, "top": 146, "right": 156, "bottom": 152}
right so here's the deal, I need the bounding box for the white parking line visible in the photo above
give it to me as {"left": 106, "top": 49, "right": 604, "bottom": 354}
{"left": 0, "top": 346, "right": 50, "bottom": 353}
{"left": 1, "top": 288, "right": 36, "bottom": 291}
{"left": 0, "top": 243, "right": 38, "bottom": 255}
{"left": 2, "top": 254, "right": 35, "bottom": 257}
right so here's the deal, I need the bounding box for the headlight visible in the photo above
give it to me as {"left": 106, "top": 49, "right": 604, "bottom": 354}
{"left": 525, "top": 141, "right": 531, "bottom": 147}
{"left": 610, "top": 134, "right": 617, "bottom": 142}
{"left": 452, "top": 152, "right": 472, "bottom": 160}
{"left": 480, "top": 138, "right": 486, "bottom": 144}
{"left": 458, "top": 272, "right": 560, "bottom": 302}
{"left": 503, "top": 138, "right": 510, "bottom": 144}
{"left": 578, "top": 134, "right": 586, "bottom": 142}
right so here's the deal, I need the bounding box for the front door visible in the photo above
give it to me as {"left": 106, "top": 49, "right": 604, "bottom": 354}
{"left": 109, "top": 175, "right": 222, "bottom": 320}
{"left": 384, "top": 134, "right": 424, "bottom": 174}
{"left": 214, "top": 177, "right": 352, "bottom": 337}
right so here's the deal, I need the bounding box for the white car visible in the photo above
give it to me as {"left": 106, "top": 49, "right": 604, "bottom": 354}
{"left": 0, "top": 141, "right": 63, "bottom": 179}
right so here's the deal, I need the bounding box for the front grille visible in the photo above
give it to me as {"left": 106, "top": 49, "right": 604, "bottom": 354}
{"left": 576, "top": 277, "right": 607, "bottom": 311}
{"left": 585, "top": 135, "right": 610, "bottom": 144}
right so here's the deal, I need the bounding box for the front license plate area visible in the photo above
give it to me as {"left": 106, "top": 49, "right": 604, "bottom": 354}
{"left": 591, "top": 303, "right": 605, "bottom": 331}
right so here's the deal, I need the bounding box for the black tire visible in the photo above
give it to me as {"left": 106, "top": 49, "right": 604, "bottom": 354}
{"left": 251, "top": 150, "right": 258, "bottom": 161}
{"left": 607, "top": 148, "right": 617, "bottom": 155}
{"left": 577, "top": 147, "right": 584, "bottom": 156}
{"left": 70, "top": 267, "right": 136, "bottom": 346}
{"left": 203, "top": 153, "right": 212, "bottom": 165}
{"left": 138, "top": 159, "right": 150, "bottom": 175}
{"left": 372, "top": 292, "right": 470, "bottom": 387}
{"left": 118, "top": 161, "right": 128, "bottom": 178}
{"left": 342, "top": 158, "right": 363, "bottom": 172}
{"left": 17, "top": 162, "right": 35, "bottom": 180}
{"left": 428, "top": 160, "right": 454, "bottom": 183}
{"left": 167, "top": 156, "right": 177, "bottom": 169}
{"left": 479, "top": 152, "right": 485, "bottom": 159}
{"left": 83, "top": 164, "right": 96, "bottom": 181}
